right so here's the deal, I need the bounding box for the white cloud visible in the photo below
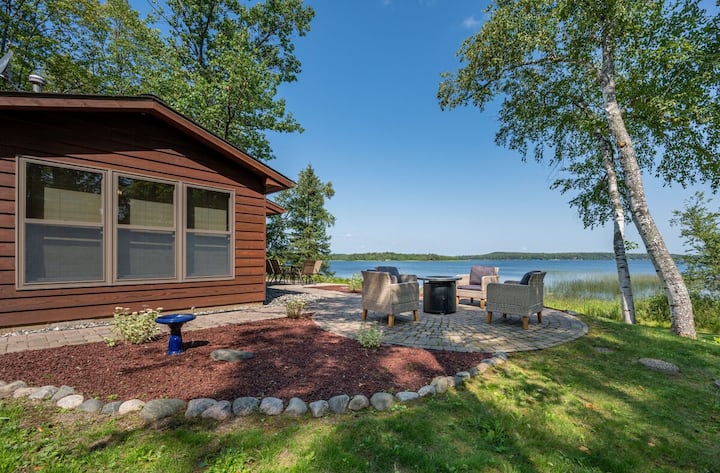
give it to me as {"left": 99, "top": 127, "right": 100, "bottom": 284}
{"left": 462, "top": 15, "right": 482, "bottom": 29}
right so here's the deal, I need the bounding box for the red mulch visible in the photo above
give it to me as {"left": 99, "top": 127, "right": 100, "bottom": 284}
{"left": 0, "top": 315, "right": 489, "bottom": 402}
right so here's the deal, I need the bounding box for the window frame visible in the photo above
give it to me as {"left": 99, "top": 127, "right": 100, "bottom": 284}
{"left": 183, "top": 184, "right": 234, "bottom": 280}
{"left": 16, "top": 156, "right": 236, "bottom": 290}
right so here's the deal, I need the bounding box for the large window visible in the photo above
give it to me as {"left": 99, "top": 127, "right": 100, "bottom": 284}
{"left": 23, "top": 162, "right": 105, "bottom": 284}
{"left": 116, "top": 176, "right": 176, "bottom": 280}
{"left": 186, "top": 187, "right": 232, "bottom": 278}
{"left": 18, "top": 158, "right": 235, "bottom": 288}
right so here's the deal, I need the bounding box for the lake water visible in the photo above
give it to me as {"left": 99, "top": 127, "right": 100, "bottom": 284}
{"left": 329, "top": 258, "right": 669, "bottom": 285}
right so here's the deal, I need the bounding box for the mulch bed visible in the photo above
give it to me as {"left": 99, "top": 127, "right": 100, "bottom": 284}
{"left": 0, "top": 315, "right": 490, "bottom": 402}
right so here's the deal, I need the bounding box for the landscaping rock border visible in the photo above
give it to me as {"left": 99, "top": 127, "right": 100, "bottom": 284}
{"left": 0, "top": 352, "right": 509, "bottom": 423}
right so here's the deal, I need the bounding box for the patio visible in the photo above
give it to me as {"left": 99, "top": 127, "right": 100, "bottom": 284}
{"left": 0, "top": 284, "right": 588, "bottom": 354}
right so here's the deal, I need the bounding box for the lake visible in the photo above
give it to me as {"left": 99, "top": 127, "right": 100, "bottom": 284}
{"left": 329, "top": 258, "right": 669, "bottom": 285}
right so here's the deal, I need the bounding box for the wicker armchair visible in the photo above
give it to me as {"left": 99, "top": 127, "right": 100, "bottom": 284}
{"left": 361, "top": 270, "right": 419, "bottom": 327}
{"left": 486, "top": 271, "right": 546, "bottom": 330}
{"left": 455, "top": 266, "right": 500, "bottom": 308}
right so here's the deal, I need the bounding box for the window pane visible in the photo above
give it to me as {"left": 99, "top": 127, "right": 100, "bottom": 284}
{"left": 186, "top": 233, "right": 231, "bottom": 277}
{"left": 25, "top": 223, "right": 103, "bottom": 283}
{"left": 118, "top": 177, "right": 174, "bottom": 227}
{"left": 117, "top": 229, "right": 175, "bottom": 279}
{"left": 26, "top": 163, "right": 102, "bottom": 223}
{"left": 187, "top": 188, "right": 229, "bottom": 231}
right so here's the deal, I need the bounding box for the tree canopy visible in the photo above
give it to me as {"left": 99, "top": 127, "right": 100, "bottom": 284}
{"left": 1, "top": 0, "right": 313, "bottom": 160}
{"left": 439, "top": 0, "right": 720, "bottom": 338}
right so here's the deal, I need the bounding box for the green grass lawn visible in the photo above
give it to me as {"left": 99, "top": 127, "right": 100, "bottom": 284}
{"left": 2, "top": 315, "right": 720, "bottom": 472}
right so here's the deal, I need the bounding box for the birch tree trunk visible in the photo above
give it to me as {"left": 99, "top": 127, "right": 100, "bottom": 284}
{"left": 598, "top": 42, "right": 696, "bottom": 338}
{"left": 598, "top": 133, "right": 636, "bottom": 324}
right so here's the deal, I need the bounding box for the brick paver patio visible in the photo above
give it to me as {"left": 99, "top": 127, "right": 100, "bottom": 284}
{"left": 0, "top": 284, "right": 587, "bottom": 354}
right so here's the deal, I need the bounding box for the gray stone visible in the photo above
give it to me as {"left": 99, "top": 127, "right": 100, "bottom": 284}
{"left": 101, "top": 401, "right": 123, "bottom": 415}
{"left": 186, "top": 398, "right": 217, "bottom": 418}
{"left": 476, "top": 363, "right": 491, "bottom": 374}
{"left": 284, "top": 397, "right": 308, "bottom": 416}
{"left": 481, "top": 358, "right": 497, "bottom": 366}
{"left": 0, "top": 380, "right": 5, "bottom": 386}
{"left": 57, "top": 394, "right": 84, "bottom": 409}
{"left": 328, "top": 394, "right": 350, "bottom": 414}
{"left": 28, "top": 385, "right": 59, "bottom": 400}
{"left": 232, "top": 397, "right": 260, "bottom": 416}
{"left": 259, "top": 397, "right": 284, "bottom": 416}
{"left": 79, "top": 399, "right": 105, "bottom": 413}
{"left": 467, "top": 366, "right": 479, "bottom": 377}
{"left": 348, "top": 394, "right": 369, "bottom": 411}
{"left": 0, "top": 380, "right": 27, "bottom": 399}
{"left": 140, "top": 398, "right": 187, "bottom": 422}
{"left": 13, "top": 387, "right": 36, "bottom": 398}
{"left": 714, "top": 380, "right": 720, "bottom": 389}
{"left": 454, "top": 371, "right": 471, "bottom": 385}
{"left": 395, "top": 391, "right": 419, "bottom": 402}
{"left": 639, "top": 358, "right": 680, "bottom": 374}
{"left": 309, "top": 400, "right": 329, "bottom": 417}
{"left": 491, "top": 355, "right": 507, "bottom": 365}
{"left": 201, "top": 400, "right": 232, "bottom": 421}
{"left": 211, "top": 349, "right": 254, "bottom": 362}
{"left": 431, "top": 376, "right": 455, "bottom": 394}
{"left": 370, "top": 392, "right": 395, "bottom": 411}
{"left": 118, "top": 399, "right": 145, "bottom": 415}
{"left": 50, "top": 385, "right": 75, "bottom": 402}
{"left": 493, "top": 352, "right": 509, "bottom": 361}
{"left": 593, "top": 346, "right": 614, "bottom": 354}
{"left": 417, "top": 385, "right": 436, "bottom": 397}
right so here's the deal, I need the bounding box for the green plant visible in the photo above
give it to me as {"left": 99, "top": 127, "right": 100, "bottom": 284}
{"left": 111, "top": 306, "right": 161, "bottom": 345}
{"left": 285, "top": 298, "right": 307, "bottom": 319}
{"left": 347, "top": 273, "right": 362, "bottom": 292}
{"left": 357, "top": 322, "right": 383, "bottom": 349}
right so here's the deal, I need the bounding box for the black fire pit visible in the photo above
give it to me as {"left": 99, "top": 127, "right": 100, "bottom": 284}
{"left": 418, "top": 276, "right": 461, "bottom": 314}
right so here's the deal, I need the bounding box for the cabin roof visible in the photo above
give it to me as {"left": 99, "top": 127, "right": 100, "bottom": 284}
{"left": 0, "top": 92, "right": 295, "bottom": 194}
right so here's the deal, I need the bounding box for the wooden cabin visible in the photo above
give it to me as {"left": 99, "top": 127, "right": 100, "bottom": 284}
{"left": 0, "top": 93, "right": 294, "bottom": 328}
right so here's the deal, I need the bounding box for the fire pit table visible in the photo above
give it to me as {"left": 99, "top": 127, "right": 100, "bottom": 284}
{"left": 155, "top": 314, "right": 196, "bottom": 355}
{"left": 418, "top": 276, "right": 462, "bottom": 314}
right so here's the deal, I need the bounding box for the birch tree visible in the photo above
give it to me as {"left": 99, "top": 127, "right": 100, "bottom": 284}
{"left": 440, "top": 0, "right": 720, "bottom": 338}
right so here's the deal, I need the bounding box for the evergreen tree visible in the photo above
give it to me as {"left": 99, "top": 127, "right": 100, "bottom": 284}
{"left": 274, "top": 164, "right": 335, "bottom": 269}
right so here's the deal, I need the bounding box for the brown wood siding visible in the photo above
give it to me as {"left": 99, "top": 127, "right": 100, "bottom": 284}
{"left": 0, "top": 111, "right": 273, "bottom": 328}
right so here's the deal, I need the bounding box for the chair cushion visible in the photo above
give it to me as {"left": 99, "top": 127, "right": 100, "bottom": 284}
{"left": 457, "top": 284, "right": 483, "bottom": 291}
{"left": 469, "top": 266, "right": 496, "bottom": 285}
{"left": 519, "top": 270, "right": 542, "bottom": 285}
{"left": 376, "top": 266, "right": 402, "bottom": 283}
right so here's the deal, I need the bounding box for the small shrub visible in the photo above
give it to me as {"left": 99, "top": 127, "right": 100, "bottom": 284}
{"left": 111, "top": 306, "right": 161, "bottom": 344}
{"left": 347, "top": 273, "right": 362, "bottom": 292}
{"left": 357, "top": 323, "right": 383, "bottom": 349}
{"left": 285, "top": 298, "right": 307, "bottom": 319}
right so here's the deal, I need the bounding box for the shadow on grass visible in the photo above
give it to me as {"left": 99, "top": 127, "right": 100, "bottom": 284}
{"left": 3, "top": 315, "right": 719, "bottom": 472}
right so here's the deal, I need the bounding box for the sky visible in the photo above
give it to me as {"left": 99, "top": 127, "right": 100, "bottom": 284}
{"left": 132, "top": 0, "right": 716, "bottom": 256}
{"left": 264, "top": 0, "right": 717, "bottom": 256}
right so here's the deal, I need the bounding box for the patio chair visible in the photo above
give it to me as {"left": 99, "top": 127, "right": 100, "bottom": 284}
{"left": 455, "top": 265, "right": 500, "bottom": 308}
{"left": 268, "top": 258, "right": 295, "bottom": 284}
{"left": 266, "top": 259, "right": 277, "bottom": 283}
{"left": 485, "top": 271, "right": 546, "bottom": 330}
{"left": 374, "top": 266, "right": 417, "bottom": 283}
{"left": 300, "top": 259, "right": 323, "bottom": 284}
{"left": 361, "top": 270, "right": 419, "bottom": 327}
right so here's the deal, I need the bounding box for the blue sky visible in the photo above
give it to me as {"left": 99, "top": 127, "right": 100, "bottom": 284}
{"left": 266, "top": 0, "right": 716, "bottom": 255}
{"left": 133, "top": 0, "right": 715, "bottom": 255}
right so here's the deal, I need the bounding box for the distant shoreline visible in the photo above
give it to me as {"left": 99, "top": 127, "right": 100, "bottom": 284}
{"left": 330, "top": 251, "right": 672, "bottom": 261}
